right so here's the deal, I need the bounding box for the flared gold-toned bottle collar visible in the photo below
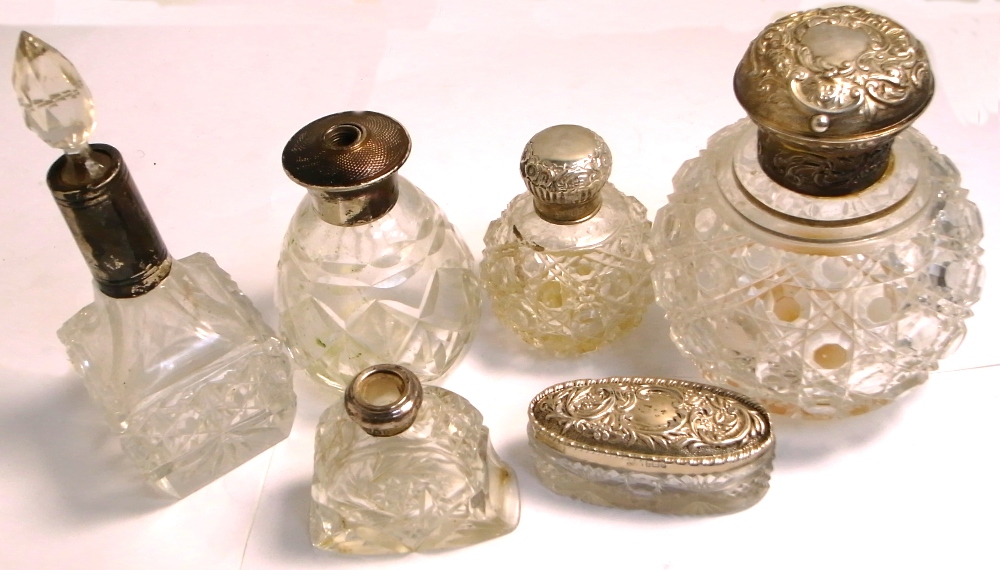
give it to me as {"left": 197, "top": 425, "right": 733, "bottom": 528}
{"left": 282, "top": 111, "right": 411, "bottom": 226}
{"left": 734, "top": 6, "right": 934, "bottom": 197}
{"left": 528, "top": 377, "right": 773, "bottom": 475}
{"left": 344, "top": 364, "right": 423, "bottom": 437}
{"left": 520, "top": 125, "right": 611, "bottom": 224}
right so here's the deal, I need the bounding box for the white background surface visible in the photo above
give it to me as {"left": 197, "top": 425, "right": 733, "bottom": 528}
{"left": 1, "top": 1, "right": 998, "bottom": 569}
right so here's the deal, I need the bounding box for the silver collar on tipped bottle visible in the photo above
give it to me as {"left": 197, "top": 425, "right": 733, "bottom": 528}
{"left": 344, "top": 364, "right": 424, "bottom": 437}
{"left": 14, "top": 31, "right": 172, "bottom": 298}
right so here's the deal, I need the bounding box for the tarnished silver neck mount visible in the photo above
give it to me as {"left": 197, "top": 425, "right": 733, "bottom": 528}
{"left": 734, "top": 6, "right": 933, "bottom": 197}
{"left": 47, "top": 143, "right": 172, "bottom": 298}
{"left": 344, "top": 364, "right": 424, "bottom": 437}
{"left": 282, "top": 111, "right": 411, "bottom": 227}
{"left": 520, "top": 125, "right": 612, "bottom": 224}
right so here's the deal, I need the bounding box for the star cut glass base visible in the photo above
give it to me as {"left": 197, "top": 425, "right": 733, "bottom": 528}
{"left": 59, "top": 253, "right": 296, "bottom": 498}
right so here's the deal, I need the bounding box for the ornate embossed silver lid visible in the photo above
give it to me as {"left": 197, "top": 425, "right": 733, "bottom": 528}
{"left": 344, "top": 364, "right": 423, "bottom": 437}
{"left": 529, "top": 377, "right": 773, "bottom": 474}
{"left": 283, "top": 111, "right": 411, "bottom": 226}
{"left": 520, "top": 125, "right": 612, "bottom": 224}
{"left": 734, "top": 6, "right": 934, "bottom": 197}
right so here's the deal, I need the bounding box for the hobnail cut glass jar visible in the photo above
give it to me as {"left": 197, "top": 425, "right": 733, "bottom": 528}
{"left": 651, "top": 7, "right": 984, "bottom": 419}
{"left": 482, "top": 125, "right": 652, "bottom": 355}
{"left": 276, "top": 112, "right": 481, "bottom": 389}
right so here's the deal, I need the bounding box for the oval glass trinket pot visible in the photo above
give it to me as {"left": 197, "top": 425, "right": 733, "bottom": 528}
{"left": 528, "top": 377, "right": 774, "bottom": 515}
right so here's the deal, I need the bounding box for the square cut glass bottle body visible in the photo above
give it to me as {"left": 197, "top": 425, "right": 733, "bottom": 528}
{"left": 276, "top": 177, "right": 481, "bottom": 389}
{"left": 58, "top": 252, "right": 296, "bottom": 497}
{"left": 651, "top": 120, "right": 984, "bottom": 419}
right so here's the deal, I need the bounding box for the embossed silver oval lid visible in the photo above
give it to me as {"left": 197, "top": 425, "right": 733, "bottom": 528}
{"left": 529, "top": 377, "right": 773, "bottom": 474}
{"left": 734, "top": 5, "right": 933, "bottom": 141}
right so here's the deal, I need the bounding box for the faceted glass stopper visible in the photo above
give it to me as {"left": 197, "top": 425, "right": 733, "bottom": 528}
{"left": 12, "top": 31, "right": 95, "bottom": 153}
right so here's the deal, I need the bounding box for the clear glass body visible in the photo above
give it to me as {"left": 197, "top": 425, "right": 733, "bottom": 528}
{"left": 530, "top": 438, "right": 773, "bottom": 515}
{"left": 481, "top": 185, "right": 653, "bottom": 355}
{"left": 310, "top": 386, "right": 519, "bottom": 554}
{"left": 651, "top": 120, "right": 984, "bottom": 418}
{"left": 58, "top": 252, "right": 296, "bottom": 498}
{"left": 276, "top": 177, "right": 481, "bottom": 389}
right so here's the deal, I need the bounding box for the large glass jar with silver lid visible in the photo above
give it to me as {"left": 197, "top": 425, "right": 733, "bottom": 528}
{"left": 651, "top": 6, "right": 984, "bottom": 418}
{"left": 276, "top": 112, "right": 481, "bottom": 389}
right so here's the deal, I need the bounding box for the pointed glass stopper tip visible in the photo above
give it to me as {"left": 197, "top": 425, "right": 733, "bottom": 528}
{"left": 13, "top": 31, "right": 96, "bottom": 155}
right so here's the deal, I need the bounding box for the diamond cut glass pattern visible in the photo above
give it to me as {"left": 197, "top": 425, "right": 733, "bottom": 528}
{"left": 58, "top": 253, "right": 296, "bottom": 497}
{"left": 12, "top": 32, "right": 95, "bottom": 152}
{"left": 276, "top": 177, "right": 481, "bottom": 389}
{"left": 482, "top": 186, "right": 653, "bottom": 355}
{"left": 310, "top": 386, "right": 519, "bottom": 554}
{"left": 530, "top": 437, "right": 774, "bottom": 515}
{"left": 651, "top": 121, "right": 984, "bottom": 418}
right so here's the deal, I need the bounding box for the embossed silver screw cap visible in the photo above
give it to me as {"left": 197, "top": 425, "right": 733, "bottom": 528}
{"left": 344, "top": 364, "right": 424, "bottom": 437}
{"left": 520, "top": 125, "right": 612, "bottom": 224}
{"left": 283, "top": 111, "right": 411, "bottom": 226}
{"left": 734, "top": 6, "right": 934, "bottom": 197}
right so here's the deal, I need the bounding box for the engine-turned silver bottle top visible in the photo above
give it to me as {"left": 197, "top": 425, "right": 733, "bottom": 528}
{"left": 734, "top": 6, "right": 934, "bottom": 197}
{"left": 529, "top": 377, "right": 773, "bottom": 474}
{"left": 520, "top": 124, "right": 612, "bottom": 224}
{"left": 282, "top": 111, "right": 411, "bottom": 226}
{"left": 344, "top": 364, "right": 424, "bottom": 437}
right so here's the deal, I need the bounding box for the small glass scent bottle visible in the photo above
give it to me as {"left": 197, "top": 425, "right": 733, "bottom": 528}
{"left": 481, "top": 125, "right": 653, "bottom": 355}
{"left": 277, "top": 112, "right": 481, "bottom": 389}
{"left": 310, "top": 364, "right": 519, "bottom": 554}
{"left": 13, "top": 32, "right": 296, "bottom": 498}
{"left": 650, "top": 7, "right": 984, "bottom": 419}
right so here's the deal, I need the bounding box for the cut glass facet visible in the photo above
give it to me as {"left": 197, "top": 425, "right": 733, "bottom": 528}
{"left": 530, "top": 437, "right": 774, "bottom": 516}
{"left": 276, "top": 177, "right": 481, "bottom": 389}
{"left": 13, "top": 31, "right": 95, "bottom": 153}
{"left": 59, "top": 253, "right": 297, "bottom": 497}
{"left": 311, "top": 385, "right": 519, "bottom": 554}
{"left": 651, "top": 120, "right": 984, "bottom": 418}
{"left": 482, "top": 185, "right": 653, "bottom": 355}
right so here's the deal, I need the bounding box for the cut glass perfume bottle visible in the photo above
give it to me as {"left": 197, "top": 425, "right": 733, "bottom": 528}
{"left": 276, "top": 112, "right": 481, "bottom": 389}
{"left": 311, "top": 364, "right": 519, "bottom": 554}
{"left": 14, "top": 32, "right": 296, "bottom": 497}
{"left": 482, "top": 125, "right": 653, "bottom": 355}
{"left": 650, "top": 7, "right": 984, "bottom": 418}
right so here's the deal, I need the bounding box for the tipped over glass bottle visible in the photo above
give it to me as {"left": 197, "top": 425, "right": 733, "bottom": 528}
{"left": 481, "top": 125, "right": 653, "bottom": 355}
{"left": 650, "top": 7, "right": 984, "bottom": 418}
{"left": 310, "top": 364, "right": 519, "bottom": 554}
{"left": 276, "top": 112, "right": 481, "bottom": 389}
{"left": 13, "top": 32, "right": 296, "bottom": 497}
